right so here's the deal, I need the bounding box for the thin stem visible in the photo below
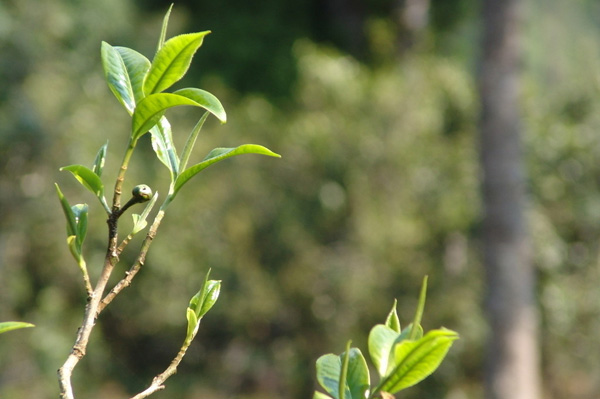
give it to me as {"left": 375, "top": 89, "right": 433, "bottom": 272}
{"left": 99, "top": 210, "right": 166, "bottom": 313}
{"left": 130, "top": 322, "right": 197, "bottom": 399}
{"left": 113, "top": 139, "right": 136, "bottom": 211}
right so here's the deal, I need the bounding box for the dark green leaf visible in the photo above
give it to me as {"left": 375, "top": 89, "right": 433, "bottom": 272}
{"left": 101, "top": 42, "right": 136, "bottom": 114}
{"left": 71, "top": 203, "right": 88, "bottom": 249}
{"left": 115, "top": 46, "right": 151, "bottom": 103}
{"left": 378, "top": 329, "right": 459, "bottom": 394}
{"left": 173, "top": 145, "right": 281, "bottom": 196}
{"left": 150, "top": 116, "right": 179, "bottom": 177}
{"left": 143, "top": 31, "right": 210, "bottom": 95}
{"left": 92, "top": 142, "right": 108, "bottom": 177}
{"left": 55, "top": 183, "right": 77, "bottom": 237}
{"left": 0, "top": 321, "right": 35, "bottom": 335}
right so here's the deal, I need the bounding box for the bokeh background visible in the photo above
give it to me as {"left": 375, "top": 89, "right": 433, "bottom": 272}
{"left": 1, "top": 0, "right": 600, "bottom": 398}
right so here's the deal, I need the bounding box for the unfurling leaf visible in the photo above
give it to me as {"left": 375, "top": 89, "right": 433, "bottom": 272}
{"left": 315, "top": 346, "right": 369, "bottom": 399}
{"left": 131, "top": 192, "right": 158, "bottom": 235}
{"left": 385, "top": 299, "right": 401, "bottom": 333}
{"left": 92, "top": 142, "right": 108, "bottom": 177}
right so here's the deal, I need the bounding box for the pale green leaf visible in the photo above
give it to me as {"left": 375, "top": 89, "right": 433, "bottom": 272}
{"left": 368, "top": 324, "right": 399, "bottom": 377}
{"left": 345, "top": 348, "right": 370, "bottom": 399}
{"left": 173, "top": 145, "right": 281, "bottom": 196}
{"left": 0, "top": 322, "right": 35, "bottom": 335}
{"left": 313, "top": 391, "right": 332, "bottom": 399}
{"left": 385, "top": 299, "right": 401, "bottom": 333}
{"left": 144, "top": 31, "right": 210, "bottom": 95}
{"left": 180, "top": 112, "right": 209, "bottom": 172}
{"left": 378, "top": 329, "right": 459, "bottom": 394}
{"left": 316, "top": 354, "right": 349, "bottom": 399}
{"left": 131, "top": 192, "right": 158, "bottom": 235}
{"left": 174, "top": 88, "right": 226, "bottom": 123}
{"left": 409, "top": 276, "right": 428, "bottom": 340}
{"left": 55, "top": 183, "right": 77, "bottom": 237}
{"left": 185, "top": 307, "right": 199, "bottom": 343}
{"left": 156, "top": 4, "right": 174, "bottom": 52}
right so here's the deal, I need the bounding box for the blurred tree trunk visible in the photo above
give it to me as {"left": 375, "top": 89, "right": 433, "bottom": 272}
{"left": 394, "top": 0, "right": 430, "bottom": 52}
{"left": 478, "top": 1, "right": 541, "bottom": 399}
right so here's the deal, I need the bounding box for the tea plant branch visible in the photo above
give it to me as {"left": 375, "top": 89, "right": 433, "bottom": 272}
{"left": 99, "top": 209, "right": 165, "bottom": 313}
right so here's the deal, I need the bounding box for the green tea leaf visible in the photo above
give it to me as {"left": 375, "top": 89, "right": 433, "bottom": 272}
{"left": 368, "top": 324, "right": 399, "bottom": 377}
{"left": 189, "top": 277, "right": 221, "bottom": 319}
{"left": 131, "top": 192, "right": 158, "bottom": 235}
{"left": 409, "top": 276, "right": 428, "bottom": 340}
{"left": 316, "top": 354, "right": 349, "bottom": 399}
{"left": 180, "top": 112, "right": 209, "bottom": 171}
{"left": 174, "top": 88, "right": 227, "bottom": 123}
{"left": 92, "top": 142, "right": 108, "bottom": 177}
{"left": 101, "top": 41, "right": 136, "bottom": 114}
{"left": 144, "top": 31, "right": 210, "bottom": 95}
{"left": 55, "top": 183, "right": 77, "bottom": 237}
{"left": 378, "top": 329, "right": 459, "bottom": 394}
{"left": 345, "top": 348, "right": 370, "bottom": 399}
{"left": 385, "top": 299, "right": 401, "bottom": 333}
{"left": 156, "top": 4, "right": 174, "bottom": 52}
{"left": 150, "top": 116, "right": 179, "bottom": 178}
{"left": 60, "top": 165, "right": 103, "bottom": 197}
{"left": 185, "top": 307, "right": 199, "bottom": 343}
{"left": 71, "top": 203, "right": 88, "bottom": 249}
{"left": 132, "top": 92, "right": 222, "bottom": 141}
{"left": 0, "top": 321, "right": 34, "bottom": 335}
{"left": 115, "top": 46, "right": 151, "bottom": 103}
{"left": 173, "top": 145, "right": 281, "bottom": 196}
{"left": 313, "top": 392, "right": 332, "bottom": 399}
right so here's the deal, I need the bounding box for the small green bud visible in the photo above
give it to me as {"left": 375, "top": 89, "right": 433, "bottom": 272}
{"left": 132, "top": 184, "right": 152, "bottom": 202}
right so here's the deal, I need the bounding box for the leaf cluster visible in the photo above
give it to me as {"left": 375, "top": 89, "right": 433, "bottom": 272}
{"left": 314, "top": 277, "right": 458, "bottom": 399}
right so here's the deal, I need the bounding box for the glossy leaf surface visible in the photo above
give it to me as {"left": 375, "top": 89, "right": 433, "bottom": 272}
{"left": 368, "top": 324, "right": 399, "bottom": 377}
{"left": 174, "top": 88, "right": 226, "bottom": 123}
{"left": 101, "top": 42, "right": 136, "bottom": 114}
{"left": 378, "top": 329, "right": 459, "bottom": 394}
{"left": 92, "top": 142, "right": 108, "bottom": 177}
{"left": 150, "top": 116, "right": 179, "bottom": 177}
{"left": 316, "top": 354, "right": 351, "bottom": 399}
{"left": 60, "top": 165, "right": 104, "bottom": 198}
{"left": 116, "top": 46, "right": 151, "bottom": 103}
{"left": 55, "top": 183, "right": 77, "bottom": 237}
{"left": 173, "top": 145, "right": 280, "bottom": 196}
{"left": 0, "top": 321, "right": 34, "bottom": 335}
{"left": 385, "top": 299, "right": 401, "bottom": 333}
{"left": 132, "top": 92, "right": 223, "bottom": 141}
{"left": 143, "top": 31, "right": 210, "bottom": 95}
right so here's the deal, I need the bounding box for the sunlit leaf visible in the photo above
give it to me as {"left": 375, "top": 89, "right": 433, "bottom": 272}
{"left": 377, "top": 329, "right": 459, "bottom": 394}
{"left": 313, "top": 391, "right": 332, "bottom": 399}
{"left": 345, "top": 348, "right": 370, "bottom": 399}
{"left": 409, "top": 276, "right": 428, "bottom": 340}
{"left": 316, "top": 354, "right": 349, "bottom": 399}
{"left": 101, "top": 42, "right": 136, "bottom": 114}
{"left": 92, "top": 142, "right": 108, "bottom": 177}
{"left": 0, "top": 322, "right": 34, "bottom": 335}
{"left": 150, "top": 116, "right": 179, "bottom": 177}
{"left": 368, "top": 324, "right": 399, "bottom": 377}
{"left": 143, "top": 31, "right": 210, "bottom": 95}
{"left": 132, "top": 92, "right": 222, "bottom": 142}
{"left": 385, "top": 299, "right": 401, "bottom": 333}
{"left": 60, "top": 165, "right": 103, "bottom": 198}
{"left": 156, "top": 4, "right": 174, "bottom": 52}
{"left": 174, "top": 88, "right": 226, "bottom": 123}
{"left": 131, "top": 192, "right": 158, "bottom": 235}
{"left": 189, "top": 272, "right": 221, "bottom": 319}
{"left": 173, "top": 145, "right": 281, "bottom": 196}
{"left": 115, "top": 46, "right": 151, "bottom": 103}
{"left": 185, "top": 307, "right": 199, "bottom": 343}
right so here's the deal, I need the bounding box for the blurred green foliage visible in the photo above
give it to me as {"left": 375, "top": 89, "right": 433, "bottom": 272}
{"left": 2, "top": 0, "right": 600, "bottom": 398}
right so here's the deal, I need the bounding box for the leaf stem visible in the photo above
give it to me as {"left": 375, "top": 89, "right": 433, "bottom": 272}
{"left": 113, "top": 139, "right": 136, "bottom": 212}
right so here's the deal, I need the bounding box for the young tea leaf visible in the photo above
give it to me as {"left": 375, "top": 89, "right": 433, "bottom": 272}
{"left": 71, "top": 203, "right": 89, "bottom": 249}
{"left": 131, "top": 192, "right": 158, "bottom": 235}
{"left": 101, "top": 42, "right": 136, "bottom": 114}
{"left": 174, "top": 88, "right": 227, "bottom": 123}
{"left": 315, "top": 354, "right": 349, "bottom": 399}
{"left": 150, "top": 116, "right": 179, "bottom": 178}
{"left": 55, "top": 183, "right": 77, "bottom": 237}
{"left": 180, "top": 112, "right": 209, "bottom": 171}
{"left": 313, "top": 392, "right": 333, "bottom": 399}
{"left": 60, "top": 165, "right": 110, "bottom": 213}
{"left": 409, "top": 276, "right": 428, "bottom": 340}
{"left": 0, "top": 321, "right": 35, "bottom": 335}
{"left": 143, "top": 31, "right": 210, "bottom": 95}
{"left": 115, "top": 46, "right": 151, "bottom": 103}
{"left": 156, "top": 3, "right": 174, "bottom": 52}
{"left": 377, "top": 329, "right": 459, "bottom": 394}
{"left": 345, "top": 347, "right": 370, "bottom": 399}
{"left": 185, "top": 307, "right": 199, "bottom": 344}
{"left": 92, "top": 142, "right": 108, "bottom": 177}
{"left": 385, "top": 299, "right": 401, "bottom": 333}
{"left": 172, "top": 145, "right": 281, "bottom": 197}
{"left": 132, "top": 92, "right": 220, "bottom": 142}
{"left": 368, "top": 324, "right": 399, "bottom": 377}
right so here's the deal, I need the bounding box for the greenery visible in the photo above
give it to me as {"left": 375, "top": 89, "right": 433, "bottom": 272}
{"left": 2, "top": 0, "right": 600, "bottom": 398}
